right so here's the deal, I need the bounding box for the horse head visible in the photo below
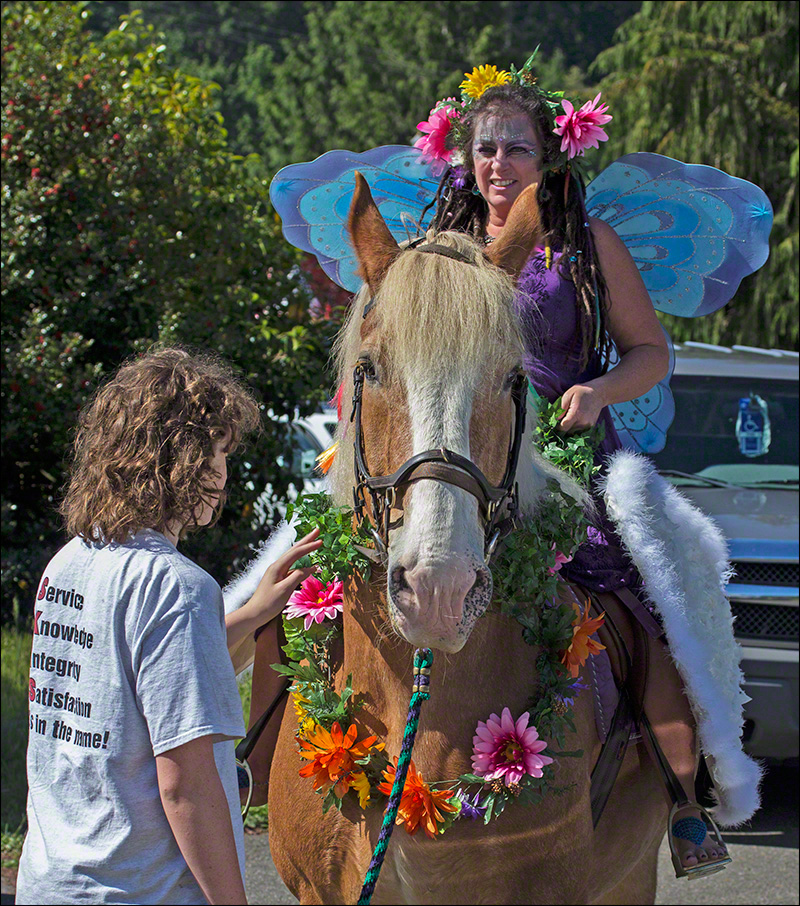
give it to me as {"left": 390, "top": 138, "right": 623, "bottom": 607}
{"left": 326, "top": 174, "right": 556, "bottom": 653}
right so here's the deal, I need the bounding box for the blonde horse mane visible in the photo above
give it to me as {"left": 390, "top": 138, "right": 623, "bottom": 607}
{"left": 327, "top": 230, "right": 588, "bottom": 514}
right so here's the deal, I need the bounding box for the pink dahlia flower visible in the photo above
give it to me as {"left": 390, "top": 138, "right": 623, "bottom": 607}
{"left": 284, "top": 575, "right": 344, "bottom": 630}
{"left": 553, "top": 92, "right": 612, "bottom": 159}
{"left": 414, "top": 102, "right": 460, "bottom": 163}
{"left": 471, "top": 707, "right": 553, "bottom": 786}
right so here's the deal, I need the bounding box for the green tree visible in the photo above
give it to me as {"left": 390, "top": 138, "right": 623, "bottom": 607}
{"left": 82, "top": 1, "right": 639, "bottom": 166}
{"left": 592, "top": 0, "right": 799, "bottom": 350}
{"left": 86, "top": 0, "right": 308, "bottom": 160}
{"left": 233, "top": 1, "right": 497, "bottom": 172}
{"left": 1, "top": 1, "right": 333, "bottom": 625}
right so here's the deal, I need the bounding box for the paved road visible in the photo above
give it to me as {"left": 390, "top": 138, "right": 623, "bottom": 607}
{"left": 2, "top": 766, "right": 795, "bottom": 905}
{"left": 242, "top": 764, "right": 799, "bottom": 906}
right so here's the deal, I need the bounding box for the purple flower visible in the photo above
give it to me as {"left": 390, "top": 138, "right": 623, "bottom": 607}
{"left": 559, "top": 677, "right": 589, "bottom": 708}
{"left": 457, "top": 789, "right": 487, "bottom": 820}
{"left": 451, "top": 166, "right": 468, "bottom": 191}
{"left": 586, "top": 526, "right": 608, "bottom": 545}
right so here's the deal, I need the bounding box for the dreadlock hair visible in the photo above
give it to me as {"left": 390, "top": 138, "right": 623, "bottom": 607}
{"left": 422, "top": 83, "right": 613, "bottom": 372}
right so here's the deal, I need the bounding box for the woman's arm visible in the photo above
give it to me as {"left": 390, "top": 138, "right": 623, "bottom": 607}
{"left": 156, "top": 734, "right": 247, "bottom": 905}
{"left": 558, "top": 217, "right": 670, "bottom": 433}
{"left": 225, "top": 527, "right": 321, "bottom": 653}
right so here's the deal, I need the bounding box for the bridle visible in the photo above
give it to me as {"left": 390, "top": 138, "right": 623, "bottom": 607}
{"left": 349, "top": 242, "right": 527, "bottom": 566}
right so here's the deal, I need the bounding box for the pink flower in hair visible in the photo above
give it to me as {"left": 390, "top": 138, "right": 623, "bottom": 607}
{"left": 414, "top": 101, "right": 460, "bottom": 163}
{"left": 553, "top": 92, "right": 612, "bottom": 159}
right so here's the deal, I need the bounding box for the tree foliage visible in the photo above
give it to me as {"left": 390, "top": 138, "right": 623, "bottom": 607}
{"left": 232, "top": 0, "right": 639, "bottom": 171}
{"left": 1, "top": 1, "right": 333, "bottom": 625}
{"left": 592, "top": 0, "right": 799, "bottom": 349}
{"left": 84, "top": 1, "right": 638, "bottom": 170}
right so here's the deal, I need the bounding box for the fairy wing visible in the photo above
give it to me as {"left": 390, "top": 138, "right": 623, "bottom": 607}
{"left": 604, "top": 326, "right": 676, "bottom": 453}
{"left": 585, "top": 152, "right": 773, "bottom": 452}
{"left": 585, "top": 152, "right": 773, "bottom": 317}
{"left": 269, "top": 146, "right": 447, "bottom": 292}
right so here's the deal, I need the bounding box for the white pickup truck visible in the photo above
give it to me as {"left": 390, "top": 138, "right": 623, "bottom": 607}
{"left": 651, "top": 342, "right": 799, "bottom": 763}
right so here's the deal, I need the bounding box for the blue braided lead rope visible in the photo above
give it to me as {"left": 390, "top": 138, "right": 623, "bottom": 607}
{"left": 357, "top": 648, "right": 433, "bottom": 906}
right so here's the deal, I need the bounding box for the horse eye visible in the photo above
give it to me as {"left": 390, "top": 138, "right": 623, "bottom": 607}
{"left": 504, "top": 368, "right": 523, "bottom": 390}
{"left": 358, "top": 356, "right": 379, "bottom": 385}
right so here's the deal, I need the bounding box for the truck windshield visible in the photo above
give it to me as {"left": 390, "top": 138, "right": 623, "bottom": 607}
{"left": 651, "top": 375, "right": 799, "bottom": 489}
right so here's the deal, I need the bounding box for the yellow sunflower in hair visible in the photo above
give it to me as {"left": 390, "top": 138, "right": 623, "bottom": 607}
{"left": 460, "top": 64, "right": 512, "bottom": 99}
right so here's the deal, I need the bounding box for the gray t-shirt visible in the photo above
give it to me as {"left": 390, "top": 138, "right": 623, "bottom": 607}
{"left": 16, "top": 530, "right": 247, "bottom": 905}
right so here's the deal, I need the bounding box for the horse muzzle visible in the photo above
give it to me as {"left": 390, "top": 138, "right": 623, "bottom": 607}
{"left": 387, "top": 555, "right": 493, "bottom": 652}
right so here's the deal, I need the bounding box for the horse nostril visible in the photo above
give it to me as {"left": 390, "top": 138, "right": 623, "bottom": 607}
{"left": 391, "top": 566, "right": 411, "bottom": 593}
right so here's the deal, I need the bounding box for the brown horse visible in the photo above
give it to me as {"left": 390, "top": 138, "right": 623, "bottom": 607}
{"left": 267, "top": 176, "right": 671, "bottom": 904}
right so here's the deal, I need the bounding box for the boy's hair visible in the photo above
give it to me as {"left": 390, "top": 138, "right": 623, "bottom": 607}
{"left": 60, "top": 346, "right": 261, "bottom": 543}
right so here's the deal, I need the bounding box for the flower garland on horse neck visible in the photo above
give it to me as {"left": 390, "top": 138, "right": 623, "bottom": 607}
{"left": 274, "top": 395, "right": 608, "bottom": 838}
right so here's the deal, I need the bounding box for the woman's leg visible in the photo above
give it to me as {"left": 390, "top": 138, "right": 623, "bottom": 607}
{"left": 643, "top": 634, "right": 728, "bottom": 868}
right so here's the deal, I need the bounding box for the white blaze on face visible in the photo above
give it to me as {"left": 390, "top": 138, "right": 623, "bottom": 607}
{"left": 386, "top": 371, "right": 493, "bottom": 653}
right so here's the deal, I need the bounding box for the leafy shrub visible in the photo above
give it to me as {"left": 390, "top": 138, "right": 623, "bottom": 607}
{"left": 1, "top": 2, "right": 334, "bottom": 625}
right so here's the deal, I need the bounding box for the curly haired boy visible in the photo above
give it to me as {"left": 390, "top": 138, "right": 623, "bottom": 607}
{"left": 16, "top": 347, "right": 320, "bottom": 905}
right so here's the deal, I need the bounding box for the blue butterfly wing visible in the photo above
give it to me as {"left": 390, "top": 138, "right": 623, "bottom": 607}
{"left": 587, "top": 153, "right": 771, "bottom": 452}
{"left": 269, "top": 146, "right": 447, "bottom": 292}
{"left": 585, "top": 152, "right": 773, "bottom": 317}
{"left": 607, "top": 326, "right": 676, "bottom": 453}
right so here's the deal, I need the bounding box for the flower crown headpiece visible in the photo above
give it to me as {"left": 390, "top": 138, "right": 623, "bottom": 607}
{"left": 414, "top": 51, "right": 611, "bottom": 171}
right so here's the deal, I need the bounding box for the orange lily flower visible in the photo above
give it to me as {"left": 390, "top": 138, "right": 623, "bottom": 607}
{"left": 377, "top": 759, "right": 459, "bottom": 838}
{"left": 560, "top": 600, "right": 606, "bottom": 678}
{"left": 298, "top": 721, "right": 383, "bottom": 798}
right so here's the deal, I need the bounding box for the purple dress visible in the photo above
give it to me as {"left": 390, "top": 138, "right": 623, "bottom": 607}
{"left": 515, "top": 249, "right": 643, "bottom": 595}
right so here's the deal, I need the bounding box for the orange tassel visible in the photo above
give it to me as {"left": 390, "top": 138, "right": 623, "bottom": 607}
{"left": 315, "top": 442, "right": 338, "bottom": 475}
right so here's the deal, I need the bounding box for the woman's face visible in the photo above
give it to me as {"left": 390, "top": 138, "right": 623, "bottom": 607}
{"left": 472, "top": 112, "right": 543, "bottom": 224}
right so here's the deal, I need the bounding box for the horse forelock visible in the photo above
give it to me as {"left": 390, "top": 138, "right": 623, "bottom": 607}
{"left": 375, "top": 231, "right": 522, "bottom": 377}
{"left": 328, "top": 231, "right": 524, "bottom": 503}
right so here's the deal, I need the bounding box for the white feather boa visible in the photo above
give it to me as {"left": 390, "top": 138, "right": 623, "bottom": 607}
{"left": 600, "top": 450, "right": 763, "bottom": 827}
{"left": 224, "top": 521, "right": 297, "bottom": 676}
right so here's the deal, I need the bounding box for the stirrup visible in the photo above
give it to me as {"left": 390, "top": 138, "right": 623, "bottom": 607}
{"left": 668, "top": 801, "right": 732, "bottom": 880}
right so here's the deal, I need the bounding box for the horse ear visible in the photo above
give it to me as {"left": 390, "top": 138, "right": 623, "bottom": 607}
{"left": 347, "top": 171, "right": 401, "bottom": 294}
{"left": 484, "top": 184, "right": 543, "bottom": 281}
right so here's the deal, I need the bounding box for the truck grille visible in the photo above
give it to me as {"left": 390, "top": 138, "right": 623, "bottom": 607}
{"left": 730, "top": 600, "right": 799, "bottom": 642}
{"left": 730, "top": 561, "right": 799, "bottom": 587}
